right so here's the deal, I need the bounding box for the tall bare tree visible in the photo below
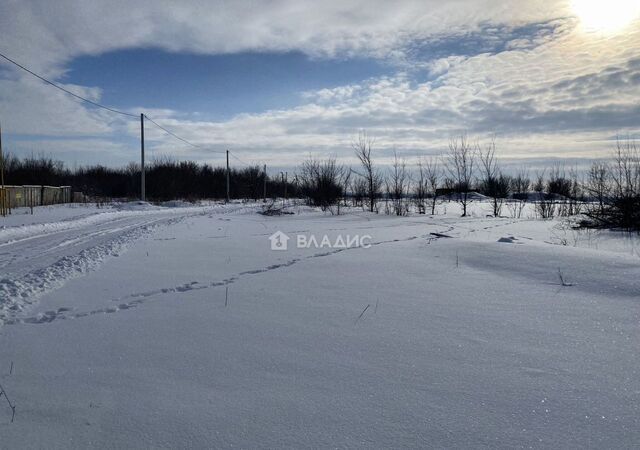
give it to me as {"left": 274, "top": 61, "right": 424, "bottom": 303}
{"left": 585, "top": 161, "right": 611, "bottom": 217}
{"left": 445, "top": 134, "right": 475, "bottom": 217}
{"left": 414, "top": 157, "right": 441, "bottom": 214}
{"left": 353, "top": 130, "right": 383, "bottom": 213}
{"left": 533, "top": 170, "right": 555, "bottom": 219}
{"left": 414, "top": 158, "right": 428, "bottom": 213}
{"left": 567, "top": 167, "right": 583, "bottom": 216}
{"left": 341, "top": 167, "right": 352, "bottom": 207}
{"left": 386, "top": 150, "right": 408, "bottom": 216}
{"left": 508, "top": 168, "right": 530, "bottom": 218}
{"left": 478, "top": 138, "right": 509, "bottom": 217}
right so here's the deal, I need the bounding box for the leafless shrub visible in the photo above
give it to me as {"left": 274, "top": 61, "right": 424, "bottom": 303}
{"left": 423, "top": 157, "right": 441, "bottom": 215}
{"left": 386, "top": 150, "right": 409, "bottom": 216}
{"left": 477, "top": 138, "right": 510, "bottom": 217}
{"left": 298, "top": 156, "right": 345, "bottom": 213}
{"left": 414, "top": 157, "right": 442, "bottom": 215}
{"left": 260, "top": 200, "right": 294, "bottom": 216}
{"left": 353, "top": 130, "right": 383, "bottom": 213}
{"left": 583, "top": 137, "right": 640, "bottom": 230}
{"left": 507, "top": 168, "right": 530, "bottom": 218}
{"left": 351, "top": 177, "right": 368, "bottom": 208}
{"left": 445, "top": 134, "right": 475, "bottom": 217}
{"left": 534, "top": 170, "right": 556, "bottom": 219}
{"left": 547, "top": 165, "right": 582, "bottom": 217}
{"left": 585, "top": 161, "right": 611, "bottom": 218}
{"left": 340, "top": 167, "right": 352, "bottom": 208}
{"left": 414, "top": 158, "right": 428, "bottom": 213}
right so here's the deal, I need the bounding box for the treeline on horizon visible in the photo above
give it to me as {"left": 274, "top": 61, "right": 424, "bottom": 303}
{"left": 295, "top": 133, "right": 640, "bottom": 231}
{"left": 2, "top": 132, "right": 639, "bottom": 230}
{"left": 0, "top": 154, "right": 295, "bottom": 201}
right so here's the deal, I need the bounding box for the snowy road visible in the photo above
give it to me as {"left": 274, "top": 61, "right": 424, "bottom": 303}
{"left": 1, "top": 214, "right": 173, "bottom": 277}
{"left": 0, "top": 203, "right": 258, "bottom": 321}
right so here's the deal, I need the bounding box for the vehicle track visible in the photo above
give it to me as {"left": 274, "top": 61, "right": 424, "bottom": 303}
{"left": 0, "top": 205, "right": 261, "bottom": 323}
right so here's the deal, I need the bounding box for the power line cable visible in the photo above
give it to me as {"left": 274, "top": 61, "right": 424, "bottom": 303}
{"left": 0, "top": 51, "right": 138, "bottom": 118}
{"left": 143, "top": 114, "right": 228, "bottom": 154}
{"left": 230, "top": 152, "right": 258, "bottom": 167}
{"left": 1, "top": 51, "right": 249, "bottom": 163}
{"left": 144, "top": 114, "right": 202, "bottom": 149}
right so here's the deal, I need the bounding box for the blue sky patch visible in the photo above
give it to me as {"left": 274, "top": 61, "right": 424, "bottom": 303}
{"left": 65, "top": 49, "right": 390, "bottom": 120}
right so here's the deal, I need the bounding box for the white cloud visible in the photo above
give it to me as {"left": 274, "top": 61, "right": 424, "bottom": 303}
{"left": 0, "top": 75, "right": 119, "bottom": 136}
{"left": 0, "top": 0, "right": 573, "bottom": 68}
{"left": 0, "top": 0, "right": 639, "bottom": 169}
{"left": 152, "top": 21, "right": 640, "bottom": 165}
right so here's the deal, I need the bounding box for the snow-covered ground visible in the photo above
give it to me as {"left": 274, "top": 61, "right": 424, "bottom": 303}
{"left": 0, "top": 201, "right": 638, "bottom": 448}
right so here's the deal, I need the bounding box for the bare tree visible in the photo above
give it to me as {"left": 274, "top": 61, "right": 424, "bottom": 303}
{"left": 585, "top": 161, "right": 611, "bottom": 217}
{"left": 425, "top": 158, "right": 441, "bottom": 215}
{"left": 534, "top": 170, "right": 555, "bottom": 219}
{"left": 567, "top": 167, "right": 583, "bottom": 216}
{"left": 414, "top": 158, "right": 428, "bottom": 213}
{"left": 353, "top": 130, "right": 383, "bottom": 213}
{"left": 508, "top": 168, "right": 530, "bottom": 218}
{"left": 477, "top": 137, "right": 509, "bottom": 217}
{"left": 386, "top": 150, "right": 409, "bottom": 216}
{"left": 299, "top": 155, "right": 345, "bottom": 213}
{"left": 545, "top": 165, "right": 582, "bottom": 217}
{"left": 445, "top": 134, "right": 475, "bottom": 217}
{"left": 583, "top": 137, "right": 640, "bottom": 230}
{"left": 341, "top": 167, "right": 352, "bottom": 207}
{"left": 414, "top": 157, "right": 441, "bottom": 215}
{"left": 352, "top": 177, "right": 367, "bottom": 208}
{"left": 611, "top": 136, "right": 640, "bottom": 205}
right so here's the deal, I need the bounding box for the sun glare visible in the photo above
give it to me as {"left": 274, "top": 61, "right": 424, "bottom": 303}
{"left": 572, "top": 0, "right": 640, "bottom": 33}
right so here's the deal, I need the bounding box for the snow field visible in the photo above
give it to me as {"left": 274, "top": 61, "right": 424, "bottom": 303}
{"left": 0, "top": 203, "right": 638, "bottom": 448}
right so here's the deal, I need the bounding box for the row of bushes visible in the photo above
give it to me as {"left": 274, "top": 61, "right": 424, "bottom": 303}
{"left": 295, "top": 134, "right": 640, "bottom": 230}
{"left": 0, "top": 154, "right": 296, "bottom": 201}
{"left": 581, "top": 138, "right": 640, "bottom": 230}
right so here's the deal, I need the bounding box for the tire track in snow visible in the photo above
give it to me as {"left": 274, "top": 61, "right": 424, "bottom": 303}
{"left": 0, "top": 205, "right": 264, "bottom": 325}
{"left": 0, "top": 216, "right": 179, "bottom": 323}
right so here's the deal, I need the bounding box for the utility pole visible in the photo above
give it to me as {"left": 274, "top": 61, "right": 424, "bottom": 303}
{"left": 0, "top": 121, "right": 3, "bottom": 187}
{"left": 263, "top": 164, "right": 267, "bottom": 203}
{"left": 0, "top": 121, "right": 5, "bottom": 217}
{"left": 281, "top": 171, "right": 288, "bottom": 208}
{"left": 140, "top": 113, "right": 146, "bottom": 201}
{"left": 226, "top": 150, "right": 230, "bottom": 203}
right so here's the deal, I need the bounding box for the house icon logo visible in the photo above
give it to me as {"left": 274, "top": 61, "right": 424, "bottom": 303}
{"left": 269, "top": 231, "right": 290, "bottom": 251}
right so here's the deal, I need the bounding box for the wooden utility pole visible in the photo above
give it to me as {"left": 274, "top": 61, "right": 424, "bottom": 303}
{"left": 281, "top": 171, "right": 288, "bottom": 208}
{"left": 140, "top": 113, "right": 146, "bottom": 201}
{"left": 0, "top": 121, "right": 3, "bottom": 188}
{"left": 263, "top": 164, "right": 267, "bottom": 203}
{"left": 0, "top": 123, "right": 4, "bottom": 190}
{"left": 226, "top": 150, "right": 230, "bottom": 203}
{"left": 0, "top": 121, "right": 5, "bottom": 217}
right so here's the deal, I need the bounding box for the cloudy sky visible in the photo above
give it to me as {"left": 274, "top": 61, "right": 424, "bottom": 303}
{"left": 0, "top": 0, "right": 639, "bottom": 170}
